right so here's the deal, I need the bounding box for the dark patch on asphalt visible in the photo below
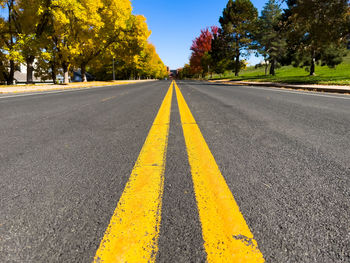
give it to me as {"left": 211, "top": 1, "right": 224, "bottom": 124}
{"left": 233, "top": 234, "right": 255, "bottom": 248}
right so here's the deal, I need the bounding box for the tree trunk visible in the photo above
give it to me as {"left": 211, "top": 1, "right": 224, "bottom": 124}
{"left": 310, "top": 57, "right": 315, "bottom": 76}
{"left": 264, "top": 60, "right": 268, "bottom": 76}
{"left": 234, "top": 37, "right": 240, "bottom": 77}
{"left": 62, "top": 63, "right": 69, "bottom": 84}
{"left": 269, "top": 59, "right": 276, "bottom": 76}
{"left": 7, "top": 60, "right": 15, "bottom": 85}
{"left": 235, "top": 51, "right": 240, "bottom": 77}
{"left": 0, "top": 60, "right": 8, "bottom": 84}
{"left": 7, "top": 2, "right": 15, "bottom": 85}
{"left": 81, "top": 63, "right": 87, "bottom": 82}
{"left": 50, "top": 61, "right": 57, "bottom": 84}
{"left": 26, "top": 56, "right": 35, "bottom": 84}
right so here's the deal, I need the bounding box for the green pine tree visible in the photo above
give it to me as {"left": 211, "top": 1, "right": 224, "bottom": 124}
{"left": 285, "top": 0, "right": 349, "bottom": 75}
{"left": 210, "top": 28, "right": 232, "bottom": 75}
{"left": 254, "top": 0, "right": 286, "bottom": 76}
{"left": 219, "top": 0, "right": 258, "bottom": 76}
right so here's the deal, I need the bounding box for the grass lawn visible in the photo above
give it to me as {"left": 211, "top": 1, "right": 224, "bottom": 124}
{"left": 210, "top": 54, "right": 350, "bottom": 85}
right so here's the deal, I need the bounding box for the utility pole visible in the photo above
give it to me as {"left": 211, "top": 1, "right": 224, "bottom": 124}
{"left": 112, "top": 57, "right": 115, "bottom": 81}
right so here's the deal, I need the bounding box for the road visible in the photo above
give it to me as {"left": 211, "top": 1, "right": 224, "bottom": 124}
{"left": 0, "top": 80, "right": 349, "bottom": 262}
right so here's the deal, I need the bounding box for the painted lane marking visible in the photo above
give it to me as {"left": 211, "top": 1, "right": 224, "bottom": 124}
{"left": 101, "top": 96, "right": 117, "bottom": 102}
{"left": 175, "top": 81, "right": 264, "bottom": 263}
{"left": 94, "top": 81, "right": 174, "bottom": 263}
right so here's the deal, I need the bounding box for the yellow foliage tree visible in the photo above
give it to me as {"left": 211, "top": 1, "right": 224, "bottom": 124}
{"left": 15, "top": 0, "right": 52, "bottom": 83}
{"left": 89, "top": 14, "right": 152, "bottom": 80}
{"left": 0, "top": 0, "right": 20, "bottom": 84}
{"left": 0, "top": 0, "right": 166, "bottom": 83}
{"left": 49, "top": 0, "right": 87, "bottom": 83}
{"left": 137, "top": 42, "right": 167, "bottom": 79}
{"left": 75, "top": 0, "right": 132, "bottom": 82}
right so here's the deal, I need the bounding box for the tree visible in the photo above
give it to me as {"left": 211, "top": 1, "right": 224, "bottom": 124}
{"left": 200, "top": 52, "right": 213, "bottom": 77}
{"left": 177, "top": 64, "right": 193, "bottom": 79}
{"left": 138, "top": 43, "right": 167, "bottom": 79}
{"left": 189, "top": 26, "right": 218, "bottom": 77}
{"left": 210, "top": 28, "right": 233, "bottom": 75}
{"left": 75, "top": 0, "right": 132, "bottom": 82}
{"left": 219, "top": 0, "right": 258, "bottom": 76}
{"left": 15, "top": 0, "right": 52, "bottom": 83}
{"left": 88, "top": 15, "right": 167, "bottom": 81}
{"left": 0, "top": 0, "right": 52, "bottom": 84}
{"left": 285, "top": 0, "right": 350, "bottom": 75}
{"left": 70, "top": 0, "right": 103, "bottom": 82}
{"left": 0, "top": 0, "right": 20, "bottom": 84}
{"left": 89, "top": 41, "right": 167, "bottom": 80}
{"left": 254, "top": 0, "right": 286, "bottom": 75}
{"left": 47, "top": 0, "right": 84, "bottom": 84}
{"left": 115, "top": 15, "right": 151, "bottom": 80}
{"left": 0, "top": 0, "right": 165, "bottom": 84}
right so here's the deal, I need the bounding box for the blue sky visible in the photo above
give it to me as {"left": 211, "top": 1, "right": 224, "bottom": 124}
{"left": 132, "top": 0, "right": 270, "bottom": 69}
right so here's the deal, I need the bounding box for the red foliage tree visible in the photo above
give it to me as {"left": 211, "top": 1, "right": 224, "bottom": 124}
{"left": 189, "top": 26, "right": 218, "bottom": 75}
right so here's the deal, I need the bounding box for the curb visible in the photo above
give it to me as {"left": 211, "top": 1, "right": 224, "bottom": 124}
{"left": 208, "top": 81, "right": 350, "bottom": 95}
{"left": 0, "top": 80, "right": 157, "bottom": 95}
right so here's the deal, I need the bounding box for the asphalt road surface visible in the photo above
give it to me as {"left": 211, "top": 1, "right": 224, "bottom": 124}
{"left": 1, "top": 80, "right": 349, "bottom": 262}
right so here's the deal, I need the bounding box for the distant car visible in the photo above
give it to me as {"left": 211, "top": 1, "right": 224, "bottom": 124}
{"left": 72, "top": 70, "right": 95, "bottom": 82}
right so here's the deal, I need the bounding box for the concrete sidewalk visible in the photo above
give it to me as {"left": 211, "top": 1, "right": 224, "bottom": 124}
{"left": 0, "top": 79, "right": 157, "bottom": 94}
{"left": 209, "top": 80, "right": 350, "bottom": 94}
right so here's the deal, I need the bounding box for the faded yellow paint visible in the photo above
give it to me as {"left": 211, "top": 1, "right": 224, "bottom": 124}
{"left": 94, "top": 81, "right": 174, "bottom": 263}
{"left": 101, "top": 96, "right": 117, "bottom": 102}
{"left": 174, "top": 81, "right": 264, "bottom": 263}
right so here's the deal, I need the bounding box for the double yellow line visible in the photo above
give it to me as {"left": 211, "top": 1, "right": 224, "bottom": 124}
{"left": 94, "top": 81, "right": 264, "bottom": 263}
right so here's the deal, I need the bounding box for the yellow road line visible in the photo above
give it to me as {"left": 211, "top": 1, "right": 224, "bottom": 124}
{"left": 101, "top": 96, "right": 117, "bottom": 102}
{"left": 94, "top": 81, "right": 174, "bottom": 263}
{"left": 174, "top": 81, "right": 264, "bottom": 263}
